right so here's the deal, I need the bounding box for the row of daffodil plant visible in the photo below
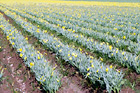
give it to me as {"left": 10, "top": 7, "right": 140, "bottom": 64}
{"left": 10, "top": 4, "right": 140, "bottom": 43}
{"left": 2, "top": 4, "right": 140, "bottom": 55}
{"left": 0, "top": 7, "right": 125, "bottom": 93}
{"left": 2, "top": 6, "right": 140, "bottom": 74}
{"left": 10, "top": 3, "right": 140, "bottom": 32}
{"left": 0, "top": 13, "right": 61, "bottom": 92}
{"left": 3, "top": 5, "right": 140, "bottom": 55}
{"left": 20, "top": 8, "right": 140, "bottom": 54}
{"left": 39, "top": 4, "right": 139, "bottom": 30}
{"left": 23, "top": 6, "right": 140, "bottom": 43}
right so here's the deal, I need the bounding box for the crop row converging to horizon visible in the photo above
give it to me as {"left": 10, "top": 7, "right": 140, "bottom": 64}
{"left": 0, "top": 1, "right": 140, "bottom": 93}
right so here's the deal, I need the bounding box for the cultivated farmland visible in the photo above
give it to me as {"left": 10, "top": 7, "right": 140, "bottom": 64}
{"left": 0, "top": 0, "right": 140, "bottom": 93}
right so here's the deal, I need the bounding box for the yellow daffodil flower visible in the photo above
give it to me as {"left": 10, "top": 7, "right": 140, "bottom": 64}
{"left": 106, "top": 68, "right": 109, "bottom": 72}
{"left": 30, "top": 62, "right": 34, "bottom": 67}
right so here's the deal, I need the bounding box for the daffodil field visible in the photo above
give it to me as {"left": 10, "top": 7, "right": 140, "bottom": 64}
{"left": 0, "top": 13, "right": 61, "bottom": 92}
{"left": 0, "top": 0, "right": 140, "bottom": 92}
